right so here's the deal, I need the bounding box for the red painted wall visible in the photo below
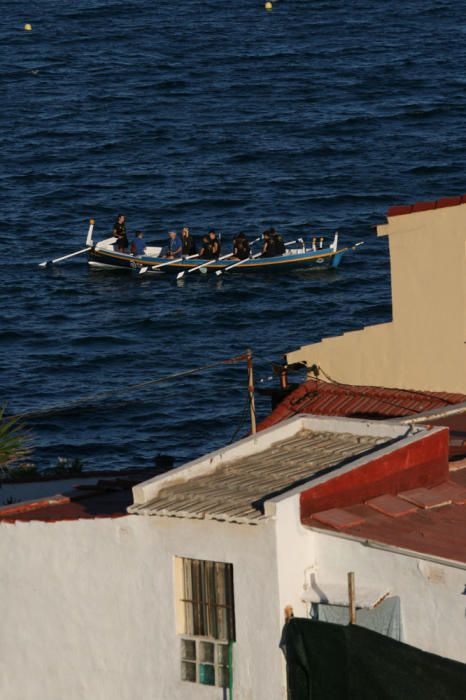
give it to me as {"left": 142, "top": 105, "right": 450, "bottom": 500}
{"left": 300, "top": 428, "right": 449, "bottom": 520}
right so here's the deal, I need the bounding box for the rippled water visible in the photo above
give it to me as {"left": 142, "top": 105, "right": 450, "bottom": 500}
{"left": 1, "top": 0, "right": 465, "bottom": 470}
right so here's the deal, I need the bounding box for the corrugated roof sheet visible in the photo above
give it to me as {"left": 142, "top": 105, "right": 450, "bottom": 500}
{"left": 305, "top": 470, "right": 466, "bottom": 564}
{"left": 129, "top": 429, "right": 388, "bottom": 524}
{"left": 258, "top": 380, "right": 466, "bottom": 457}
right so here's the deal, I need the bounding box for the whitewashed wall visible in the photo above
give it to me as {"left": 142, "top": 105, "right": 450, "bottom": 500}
{"left": 274, "top": 494, "right": 466, "bottom": 664}
{"left": 3, "top": 478, "right": 462, "bottom": 700}
{"left": 0, "top": 515, "right": 286, "bottom": 700}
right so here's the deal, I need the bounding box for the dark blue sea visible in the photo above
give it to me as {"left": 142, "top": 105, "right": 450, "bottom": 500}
{"left": 1, "top": 0, "right": 465, "bottom": 471}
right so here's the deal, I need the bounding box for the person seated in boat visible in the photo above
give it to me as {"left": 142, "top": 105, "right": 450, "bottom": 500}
{"left": 232, "top": 232, "right": 250, "bottom": 260}
{"left": 131, "top": 231, "right": 146, "bottom": 257}
{"left": 198, "top": 235, "right": 211, "bottom": 259}
{"left": 181, "top": 227, "right": 196, "bottom": 256}
{"left": 270, "top": 228, "right": 285, "bottom": 256}
{"left": 112, "top": 214, "right": 128, "bottom": 252}
{"left": 165, "top": 230, "right": 182, "bottom": 258}
{"left": 208, "top": 230, "right": 221, "bottom": 258}
{"left": 261, "top": 230, "right": 276, "bottom": 258}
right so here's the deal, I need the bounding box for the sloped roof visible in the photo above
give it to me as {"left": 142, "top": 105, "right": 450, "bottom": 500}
{"left": 129, "top": 428, "right": 389, "bottom": 524}
{"left": 258, "top": 380, "right": 466, "bottom": 458}
{"left": 0, "top": 469, "right": 157, "bottom": 523}
{"left": 304, "top": 468, "right": 466, "bottom": 564}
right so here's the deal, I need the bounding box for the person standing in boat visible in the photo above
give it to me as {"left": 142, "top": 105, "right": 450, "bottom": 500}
{"left": 165, "top": 231, "right": 182, "bottom": 258}
{"left": 112, "top": 214, "right": 128, "bottom": 252}
{"left": 131, "top": 231, "right": 146, "bottom": 257}
{"left": 232, "top": 232, "right": 250, "bottom": 260}
{"left": 181, "top": 227, "right": 196, "bottom": 256}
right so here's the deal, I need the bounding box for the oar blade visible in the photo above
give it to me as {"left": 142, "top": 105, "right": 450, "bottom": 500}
{"left": 139, "top": 267, "right": 149, "bottom": 275}
{"left": 38, "top": 246, "right": 91, "bottom": 268}
{"left": 176, "top": 271, "right": 185, "bottom": 280}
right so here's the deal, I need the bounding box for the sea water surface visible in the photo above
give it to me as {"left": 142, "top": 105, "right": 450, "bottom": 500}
{"left": 1, "top": 0, "right": 465, "bottom": 471}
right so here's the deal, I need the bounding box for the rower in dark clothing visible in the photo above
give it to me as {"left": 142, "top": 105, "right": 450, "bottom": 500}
{"left": 181, "top": 227, "right": 196, "bottom": 256}
{"left": 261, "top": 230, "right": 276, "bottom": 258}
{"left": 199, "top": 231, "right": 220, "bottom": 259}
{"left": 270, "top": 228, "right": 285, "bottom": 256}
{"left": 113, "top": 214, "right": 128, "bottom": 252}
{"left": 233, "top": 232, "right": 250, "bottom": 260}
{"left": 208, "top": 230, "right": 221, "bottom": 258}
{"left": 199, "top": 235, "right": 211, "bottom": 259}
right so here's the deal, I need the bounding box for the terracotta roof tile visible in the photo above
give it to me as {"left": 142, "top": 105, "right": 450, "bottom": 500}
{"left": 425, "top": 481, "right": 466, "bottom": 505}
{"left": 412, "top": 201, "right": 436, "bottom": 213}
{"left": 365, "top": 494, "right": 418, "bottom": 518}
{"left": 387, "top": 205, "right": 412, "bottom": 217}
{"left": 436, "top": 196, "right": 463, "bottom": 208}
{"left": 387, "top": 193, "right": 466, "bottom": 217}
{"left": 398, "top": 487, "right": 453, "bottom": 509}
{"left": 312, "top": 508, "right": 366, "bottom": 530}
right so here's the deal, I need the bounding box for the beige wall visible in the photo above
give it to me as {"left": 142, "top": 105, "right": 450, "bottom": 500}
{"left": 287, "top": 203, "right": 466, "bottom": 392}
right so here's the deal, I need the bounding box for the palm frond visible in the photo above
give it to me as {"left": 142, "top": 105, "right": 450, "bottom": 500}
{"left": 0, "top": 406, "right": 32, "bottom": 472}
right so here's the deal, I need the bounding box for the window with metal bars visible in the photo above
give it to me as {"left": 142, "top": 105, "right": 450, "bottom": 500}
{"left": 180, "top": 558, "right": 236, "bottom": 642}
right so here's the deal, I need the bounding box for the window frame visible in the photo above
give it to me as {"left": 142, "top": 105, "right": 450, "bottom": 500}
{"left": 175, "top": 556, "right": 236, "bottom": 688}
{"left": 177, "top": 557, "right": 236, "bottom": 642}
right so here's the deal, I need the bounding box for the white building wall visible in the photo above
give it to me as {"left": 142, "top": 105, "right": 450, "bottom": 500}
{"left": 0, "top": 515, "right": 286, "bottom": 700}
{"left": 274, "top": 495, "right": 466, "bottom": 664}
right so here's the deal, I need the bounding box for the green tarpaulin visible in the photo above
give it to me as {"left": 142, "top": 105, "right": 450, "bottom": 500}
{"left": 285, "top": 618, "right": 466, "bottom": 700}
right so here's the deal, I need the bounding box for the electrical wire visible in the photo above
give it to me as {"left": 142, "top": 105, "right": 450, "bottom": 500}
{"left": 228, "top": 394, "right": 251, "bottom": 444}
{"left": 11, "top": 353, "right": 248, "bottom": 421}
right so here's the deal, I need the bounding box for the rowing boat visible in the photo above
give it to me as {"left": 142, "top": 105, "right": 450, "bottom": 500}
{"left": 86, "top": 227, "right": 349, "bottom": 274}
{"left": 39, "top": 220, "right": 360, "bottom": 274}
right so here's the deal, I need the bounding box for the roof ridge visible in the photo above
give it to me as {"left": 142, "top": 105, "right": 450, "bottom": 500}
{"left": 388, "top": 194, "right": 466, "bottom": 218}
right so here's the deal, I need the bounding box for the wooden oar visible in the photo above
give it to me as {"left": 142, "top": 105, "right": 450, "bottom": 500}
{"left": 176, "top": 252, "right": 233, "bottom": 280}
{"left": 212, "top": 235, "right": 262, "bottom": 276}
{"left": 215, "top": 251, "right": 262, "bottom": 276}
{"left": 171, "top": 235, "right": 261, "bottom": 279}
{"left": 139, "top": 253, "right": 199, "bottom": 275}
{"left": 215, "top": 238, "right": 299, "bottom": 276}
{"left": 39, "top": 247, "right": 91, "bottom": 268}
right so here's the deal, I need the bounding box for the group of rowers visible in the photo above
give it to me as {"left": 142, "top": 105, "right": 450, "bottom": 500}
{"left": 111, "top": 214, "right": 286, "bottom": 260}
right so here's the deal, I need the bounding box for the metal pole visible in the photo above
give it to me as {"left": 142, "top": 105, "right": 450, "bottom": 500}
{"left": 228, "top": 640, "right": 234, "bottom": 700}
{"left": 247, "top": 348, "right": 256, "bottom": 434}
{"left": 279, "top": 364, "right": 288, "bottom": 390}
{"left": 348, "top": 571, "right": 356, "bottom": 624}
